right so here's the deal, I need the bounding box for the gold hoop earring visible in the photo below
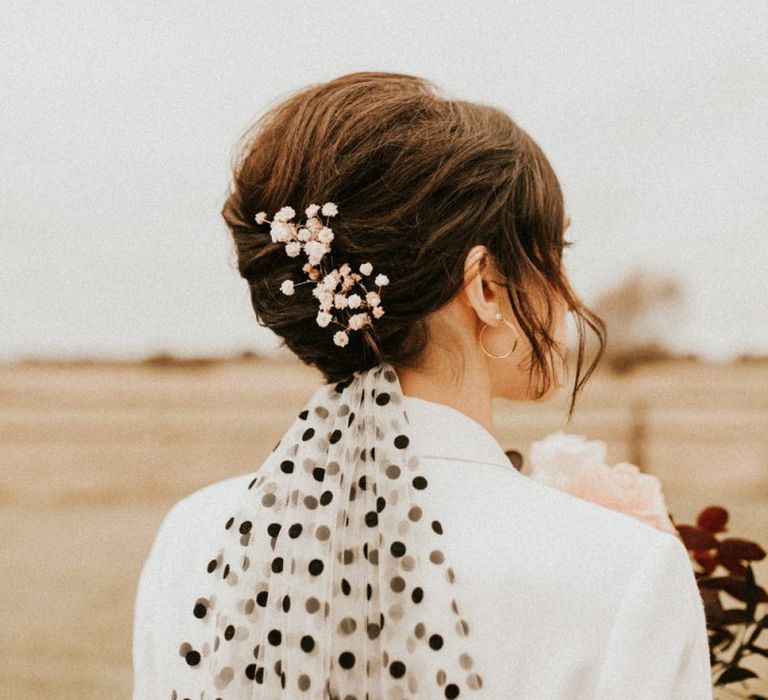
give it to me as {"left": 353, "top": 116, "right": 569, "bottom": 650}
{"left": 479, "top": 311, "right": 519, "bottom": 359}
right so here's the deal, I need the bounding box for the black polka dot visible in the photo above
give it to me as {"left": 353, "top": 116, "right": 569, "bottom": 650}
{"left": 225, "top": 517, "right": 234, "bottom": 530}
{"left": 429, "top": 633, "right": 444, "bottom": 650}
{"left": 280, "top": 460, "right": 294, "bottom": 474}
{"left": 375, "top": 392, "right": 391, "bottom": 405}
{"left": 185, "top": 650, "right": 201, "bottom": 666}
{"left": 268, "top": 629, "right": 282, "bottom": 646}
{"left": 282, "top": 595, "right": 291, "bottom": 612}
{"left": 339, "top": 651, "right": 355, "bottom": 669}
{"left": 298, "top": 409, "right": 309, "bottom": 419}
{"left": 390, "top": 541, "right": 406, "bottom": 557}
{"left": 225, "top": 625, "right": 235, "bottom": 641}
{"left": 301, "top": 635, "right": 315, "bottom": 652}
{"left": 256, "top": 591, "right": 269, "bottom": 607}
{"left": 413, "top": 476, "right": 428, "bottom": 490}
{"left": 308, "top": 559, "right": 324, "bottom": 576}
{"left": 432, "top": 520, "right": 443, "bottom": 535}
{"left": 245, "top": 664, "right": 257, "bottom": 680}
{"left": 312, "top": 467, "right": 325, "bottom": 482}
{"left": 239, "top": 520, "right": 252, "bottom": 534}
{"left": 389, "top": 660, "right": 406, "bottom": 678}
{"left": 193, "top": 603, "right": 206, "bottom": 619}
{"left": 206, "top": 559, "right": 217, "bottom": 573}
{"left": 329, "top": 429, "right": 342, "bottom": 444}
{"left": 445, "top": 683, "right": 460, "bottom": 698}
{"left": 320, "top": 490, "right": 333, "bottom": 505}
{"left": 394, "top": 434, "right": 409, "bottom": 449}
{"left": 267, "top": 523, "right": 281, "bottom": 538}
{"left": 302, "top": 428, "right": 315, "bottom": 441}
{"left": 341, "top": 578, "right": 351, "bottom": 595}
{"left": 288, "top": 523, "right": 303, "bottom": 538}
{"left": 271, "top": 557, "right": 284, "bottom": 573}
{"left": 335, "top": 377, "right": 353, "bottom": 393}
{"left": 411, "top": 587, "right": 424, "bottom": 603}
{"left": 365, "top": 511, "right": 378, "bottom": 527}
{"left": 255, "top": 666, "right": 264, "bottom": 683}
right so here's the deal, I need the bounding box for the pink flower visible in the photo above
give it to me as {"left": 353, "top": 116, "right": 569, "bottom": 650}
{"left": 524, "top": 432, "right": 676, "bottom": 534}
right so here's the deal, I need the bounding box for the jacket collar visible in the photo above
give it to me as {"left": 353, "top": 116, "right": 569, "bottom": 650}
{"left": 401, "top": 394, "right": 517, "bottom": 471}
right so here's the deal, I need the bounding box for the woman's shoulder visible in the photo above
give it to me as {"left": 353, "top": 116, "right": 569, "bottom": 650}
{"left": 154, "top": 472, "right": 256, "bottom": 540}
{"left": 430, "top": 455, "right": 685, "bottom": 582}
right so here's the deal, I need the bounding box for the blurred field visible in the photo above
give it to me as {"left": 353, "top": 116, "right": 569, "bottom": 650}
{"left": 1, "top": 355, "right": 767, "bottom": 699}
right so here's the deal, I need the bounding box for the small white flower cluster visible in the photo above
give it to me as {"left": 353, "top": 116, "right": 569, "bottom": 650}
{"left": 254, "top": 202, "right": 390, "bottom": 348}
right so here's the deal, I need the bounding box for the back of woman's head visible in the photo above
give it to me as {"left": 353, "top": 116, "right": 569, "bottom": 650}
{"left": 222, "top": 71, "right": 605, "bottom": 417}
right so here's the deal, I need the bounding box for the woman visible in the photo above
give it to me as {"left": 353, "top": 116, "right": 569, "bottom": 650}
{"left": 132, "top": 71, "right": 712, "bottom": 699}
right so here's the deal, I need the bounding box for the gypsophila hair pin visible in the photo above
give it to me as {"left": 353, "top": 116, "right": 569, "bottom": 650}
{"left": 254, "top": 202, "right": 389, "bottom": 348}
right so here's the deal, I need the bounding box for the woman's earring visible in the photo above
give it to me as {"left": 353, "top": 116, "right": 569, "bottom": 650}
{"left": 479, "top": 311, "right": 519, "bottom": 359}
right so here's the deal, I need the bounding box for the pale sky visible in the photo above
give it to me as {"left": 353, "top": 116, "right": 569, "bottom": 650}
{"left": 2, "top": 0, "right": 766, "bottom": 362}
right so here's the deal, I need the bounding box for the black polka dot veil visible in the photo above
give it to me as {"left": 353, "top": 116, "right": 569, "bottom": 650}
{"left": 174, "top": 362, "right": 484, "bottom": 698}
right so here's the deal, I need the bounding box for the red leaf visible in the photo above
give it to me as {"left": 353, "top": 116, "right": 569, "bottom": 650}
{"left": 718, "top": 555, "right": 749, "bottom": 577}
{"left": 720, "top": 608, "right": 754, "bottom": 625}
{"left": 718, "top": 538, "right": 766, "bottom": 561}
{"left": 676, "top": 524, "right": 719, "bottom": 550}
{"left": 716, "top": 665, "right": 758, "bottom": 684}
{"left": 697, "top": 505, "right": 729, "bottom": 534}
{"left": 694, "top": 550, "right": 719, "bottom": 574}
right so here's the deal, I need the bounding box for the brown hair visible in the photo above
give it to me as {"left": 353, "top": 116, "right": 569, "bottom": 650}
{"left": 222, "top": 71, "right": 606, "bottom": 419}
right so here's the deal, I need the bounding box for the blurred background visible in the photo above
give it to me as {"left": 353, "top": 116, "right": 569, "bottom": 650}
{"left": 2, "top": 1, "right": 766, "bottom": 698}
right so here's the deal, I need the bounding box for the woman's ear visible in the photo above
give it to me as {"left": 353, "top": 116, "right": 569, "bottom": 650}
{"left": 462, "top": 245, "right": 504, "bottom": 326}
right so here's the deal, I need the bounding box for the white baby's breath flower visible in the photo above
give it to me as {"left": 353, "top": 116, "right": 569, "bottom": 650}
{"left": 280, "top": 279, "right": 295, "bottom": 296}
{"left": 255, "top": 211, "right": 268, "bottom": 225}
{"left": 334, "top": 294, "right": 349, "bottom": 309}
{"left": 297, "top": 227, "right": 311, "bottom": 242}
{"left": 274, "top": 206, "right": 296, "bottom": 222}
{"left": 321, "top": 273, "right": 339, "bottom": 291}
{"left": 374, "top": 273, "right": 389, "bottom": 286}
{"left": 306, "top": 216, "right": 323, "bottom": 233}
{"left": 347, "top": 293, "right": 362, "bottom": 309}
{"left": 333, "top": 330, "right": 349, "bottom": 347}
{"left": 284, "top": 241, "right": 302, "bottom": 257}
{"left": 305, "top": 203, "right": 320, "bottom": 218}
{"left": 372, "top": 305, "right": 385, "bottom": 319}
{"left": 366, "top": 291, "right": 381, "bottom": 306}
{"left": 304, "top": 240, "right": 328, "bottom": 265}
{"left": 321, "top": 202, "right": 338, "bottom": 217}
{"left": 319, "top": 291, "right": 334, "bottom": 311}
{"left": 316, "top": 310, "right": 333, "bottom": 328}
{"left": 270, "top": 221, "right": 294, "bottom": 243}
{"left": 302, "top": 262, "right": 314, "bottom": 274}
{"left": 318, "top": 227, "right": 335, "bottom": 244}
{"left": 339, "top": 262, "right": 351, "bottom": 277}
{"left": 348, "top": 312, "right": 369, "bottom": 330}
{"left": 359, "top": 262, "right": 373, "bottom": 276}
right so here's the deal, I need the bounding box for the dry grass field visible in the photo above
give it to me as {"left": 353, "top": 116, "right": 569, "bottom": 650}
{"left": 1, "top": 356, "right": 766, "bottom": 699}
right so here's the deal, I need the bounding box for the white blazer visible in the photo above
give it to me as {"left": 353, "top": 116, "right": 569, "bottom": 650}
{"left": 133, "top": 394, "right": 713, "bottom": 699}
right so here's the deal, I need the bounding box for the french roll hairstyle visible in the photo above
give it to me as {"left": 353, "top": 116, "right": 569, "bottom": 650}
{"left": 222, "top": 71, "right": 606, "bottom": 419}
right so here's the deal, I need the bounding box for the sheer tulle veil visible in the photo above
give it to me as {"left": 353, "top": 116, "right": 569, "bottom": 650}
{"left": 174, "top": 361, "right": 484, "bottom": 699}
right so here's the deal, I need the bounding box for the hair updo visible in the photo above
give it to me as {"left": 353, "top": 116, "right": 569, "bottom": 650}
{"left": 221, "top": 71, "right": 605, "bottom": 417}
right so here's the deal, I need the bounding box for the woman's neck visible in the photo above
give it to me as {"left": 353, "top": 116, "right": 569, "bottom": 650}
{"left": 393, "top": 355, "right": 497, "bottom": 438}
